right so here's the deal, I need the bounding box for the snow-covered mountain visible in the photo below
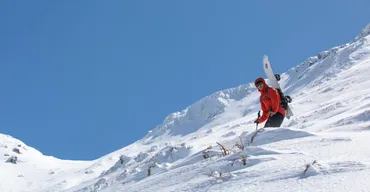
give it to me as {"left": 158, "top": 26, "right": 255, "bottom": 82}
{"left": 2, "top": 23, "right": 370, "bottom": 192}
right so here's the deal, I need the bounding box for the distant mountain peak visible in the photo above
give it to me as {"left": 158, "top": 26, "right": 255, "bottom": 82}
{"left": 142, "top": 84, "right": 255, "bottom": 141}
{"left": 359, "top": 22, "right": 370, "bottom": 39}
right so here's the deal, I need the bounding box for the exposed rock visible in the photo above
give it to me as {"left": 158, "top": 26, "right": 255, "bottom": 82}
{"left": 13, "top": 148, "right": 21, "bottom": 154}
{"left": 6, "top": 156, "right": 18, "bottom": 164}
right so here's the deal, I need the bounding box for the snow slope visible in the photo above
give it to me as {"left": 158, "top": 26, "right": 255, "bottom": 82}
{"left": 1, "top": 23, "right": 370, "bottom": 192}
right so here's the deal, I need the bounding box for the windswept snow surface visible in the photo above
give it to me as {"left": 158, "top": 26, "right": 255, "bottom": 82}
{"left": 2, "top": 23, "right": 370, "bottom": 192}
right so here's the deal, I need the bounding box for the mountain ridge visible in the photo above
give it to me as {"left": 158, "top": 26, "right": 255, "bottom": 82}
{"left": 1, "top": 22, "right": 370, "bottom": 192}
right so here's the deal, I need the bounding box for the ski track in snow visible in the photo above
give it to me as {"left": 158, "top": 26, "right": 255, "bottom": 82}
{"left": 1, "top": 24, "right": 370, "bottom": 192}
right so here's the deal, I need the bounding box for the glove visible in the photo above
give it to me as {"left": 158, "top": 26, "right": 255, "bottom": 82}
{"left": 254, "top": 119, "right": 259, "bottom": 124}
{"left": 269, "top": 111, "right": 276, "bottom": 116}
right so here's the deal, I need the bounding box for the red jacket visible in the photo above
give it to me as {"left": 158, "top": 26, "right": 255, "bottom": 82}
{"left": 255, "top": 78, "right": 286, "bottom": 123}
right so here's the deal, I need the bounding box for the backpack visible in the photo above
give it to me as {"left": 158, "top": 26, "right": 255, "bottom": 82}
{"left": 265, "top": 87, "right": 292, "bottom": 110}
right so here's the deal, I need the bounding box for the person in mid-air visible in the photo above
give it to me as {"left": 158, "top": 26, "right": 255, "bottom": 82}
{"left": 254, "top": 77, "right": 285, "bottom": 127}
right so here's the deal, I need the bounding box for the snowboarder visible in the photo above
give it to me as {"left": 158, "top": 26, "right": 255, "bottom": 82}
{"left": 254, "top": 77, "right": 285, "bottom": 127}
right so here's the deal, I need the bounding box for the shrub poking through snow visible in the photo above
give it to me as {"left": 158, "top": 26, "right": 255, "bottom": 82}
{"left": 207, "top": 170, "right": 235, "bottom": 179}
{"left": 233, "top": 136, "right": 244, "bottom": 151}
{"left": 216, "top": 142, "right": 230, "bottom": 156}
{"left": 230, "top": 155, "right": 248, "bottom": 167}
{"left": 202, "top": 146, "right": 212, "bottom": 159}
{"left": 119, "top": 155, "right": 130, "bottom": 165}
{"left": 6, "top": 156, "right": 18, "bottom": 164}
{"left": 202, "top": 146, "right": 222, "bottom": 159}
{"left": 12, "top": 148, "right": 21, "bottom": 154}
{"left": 147, "top": 162, "right": 158, "bottom": 176}
{"left": 241, "top": 155, "right": 247, "bottom": 165}
{"left": 303, "top": 160, "right": 318, "bottom": 175}
{"left": 204, "top": 138, "right": 247, "bottom": 159}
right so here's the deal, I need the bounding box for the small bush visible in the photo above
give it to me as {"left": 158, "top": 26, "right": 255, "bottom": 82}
{"left": 6, "top": 156, "right": 18, "bottom": 164}
{"left": 13, "top": 148, "right": 21, "bottom": 154}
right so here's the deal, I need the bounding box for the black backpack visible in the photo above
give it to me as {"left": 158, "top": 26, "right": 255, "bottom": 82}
{"left": 273, "top": 74, "right": 292, "bottom": 110}
{"left": 276, "top": 88, "right": 292, "bottom": 110}
{"left": 265, "top": 87, "right": 292, "bottom": 110}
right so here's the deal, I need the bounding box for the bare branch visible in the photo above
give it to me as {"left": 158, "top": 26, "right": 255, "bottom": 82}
{"left": 303, "top": 160, "right": 317, "bottom": 175}
{"left": 216, "top": 142, "right": 230, "bottom": 156}
{"left": 147, "top": 161, "right": 158, "bottom": 176}
{"left": 234, "top": 136, "right": 245, "bottom": 151}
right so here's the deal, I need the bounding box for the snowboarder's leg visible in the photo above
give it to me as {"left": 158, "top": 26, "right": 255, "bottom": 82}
{"left": 264, "top": 112, "right": 284, "bottom": 128}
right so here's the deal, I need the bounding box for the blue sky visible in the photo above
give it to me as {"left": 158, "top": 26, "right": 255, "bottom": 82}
{"left": 0, "top": 1, "right": 369, "bottom": 160}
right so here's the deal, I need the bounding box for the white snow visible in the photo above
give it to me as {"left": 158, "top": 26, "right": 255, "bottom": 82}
{"left": 2, "top": 23, "right": 370, "bottom": 192}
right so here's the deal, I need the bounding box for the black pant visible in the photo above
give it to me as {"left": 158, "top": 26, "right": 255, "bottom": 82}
{"left": 264, "top": 112, "right": 284, "bottom": 128}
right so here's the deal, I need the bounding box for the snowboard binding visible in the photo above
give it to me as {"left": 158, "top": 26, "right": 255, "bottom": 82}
{"left": 274, "top": 74, "right": 292, "bottom": 103}
{"left": 280, "top": 96, "right": 292, "bottom": 110}
{"left": 285, "top": 96, "right": 292, "bottom": 103}
{"left": 275, "top": 74, "right": 281, "bottom": 81}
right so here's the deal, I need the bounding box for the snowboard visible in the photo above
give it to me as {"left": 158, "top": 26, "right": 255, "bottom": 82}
{"left": 263, "top": 55, "right": 294, "bottom": 119}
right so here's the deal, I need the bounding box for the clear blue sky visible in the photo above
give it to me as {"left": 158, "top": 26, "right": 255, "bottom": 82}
{"left": 0, "top": 1, "right": 369, "bottom": 160}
